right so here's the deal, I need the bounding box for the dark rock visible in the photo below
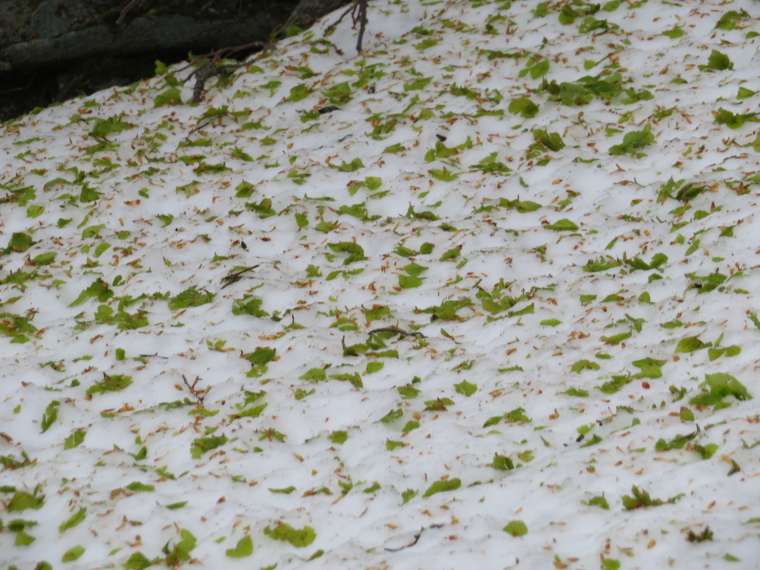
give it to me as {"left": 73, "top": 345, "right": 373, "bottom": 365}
{"left": 0, "top": 0, "right": 351, "bottom": 122}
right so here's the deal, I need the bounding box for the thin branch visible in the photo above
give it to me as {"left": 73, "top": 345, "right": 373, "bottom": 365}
{"left": 116, "top": 0, "right": 145, "bottom": 25}
{"left": 179, "top": 41, "right": 270, "bottom": 104}
{"left": 384, "top": 524, "right": 444, "bottom": 552}
{"left": 221, "top": 265, "right": 259, "bottom": 289}
{"left": 182, "top": 374, "right": 207, "bottom": 406}
{"left": 326, "top": 0, "right": 369, "bottom": 53}
{"left": 368, "top": 327, "right": 426, "bottom": 338}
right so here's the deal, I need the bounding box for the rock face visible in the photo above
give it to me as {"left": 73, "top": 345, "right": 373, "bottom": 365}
{"left": 0, "top": 0, "right": 350, "bottom": 122}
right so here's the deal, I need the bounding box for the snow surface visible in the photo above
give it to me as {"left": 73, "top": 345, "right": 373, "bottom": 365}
{"left": 1, "top": 0, "right": 760, "bottom": 568}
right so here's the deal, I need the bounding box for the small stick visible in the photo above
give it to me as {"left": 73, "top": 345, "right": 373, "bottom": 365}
{"left": 368, "top": 327, "right": 426, "bottom": 339}
{"left": 221, "top": 265, "right": 259, "bottom": 289}
{"left": 116, "top": 0, "right": 144, "bottom": 25}
{"left": 182, "top": 374, "right": 206, "bottom": 405}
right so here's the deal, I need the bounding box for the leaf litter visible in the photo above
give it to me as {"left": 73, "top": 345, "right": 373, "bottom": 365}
{"left": 1, "top": 0, "right": 759, "bottom": 568}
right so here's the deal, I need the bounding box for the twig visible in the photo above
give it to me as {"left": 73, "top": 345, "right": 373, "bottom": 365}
{"left": 138, "top": 353, "right": 168, "bottom": 359}
{"left": 384, "top": 524, "right": 444, "bottom": 552}
{"left": 179, "top": 41, "right": 270, "bottom": 104}
{"left": 326, "top": 0, "right": 369, "bottom": 53}
{"left": 116, "top": 0, "right": 146, "bottom": 25}
{"left": 221, "top": 265, "right": 259, "bottom": 289}
{"left": 182, "top": 374, "right": 207, "bottom": 406}
{"left": 368, "top": 327, "right": 426, "bottom": 338}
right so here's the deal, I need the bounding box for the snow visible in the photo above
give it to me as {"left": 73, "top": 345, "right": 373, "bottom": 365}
{"left": 1, "top": 0, "right": 759, "bottom": 568}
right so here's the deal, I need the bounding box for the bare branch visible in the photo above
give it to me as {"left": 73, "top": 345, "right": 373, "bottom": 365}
{"left": 326, "top": 0, "right": 369, "bottom": 53}
{"left": 116, "top": 0, "right": 146, "bottom": 25}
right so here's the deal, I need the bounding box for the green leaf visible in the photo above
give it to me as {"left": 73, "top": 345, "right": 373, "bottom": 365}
{"left": 300, "top": 368, "right": 326, "bottom": 382}
{"left": 398, "top": 275, "right": 423, "bottom": 288}
{"left": 597, "top": 375, "right": 630, "bottom": 394}
{"left": 397, "top": 385, "right": 420, "bottom": 399}
{"left": 508, "top": 97, "right": 540, "bottom": 119}
{"left": 123, "top": 551, "right": 154, "bottom": 569}
{"left": 439, "top": 246, "right": 461, "bottom": 261}
{"left": 330, "top": 431, "right": 348, "bottom": 444}
{"left": 689, "top": 373, "right": 752, "bottom": 407}
{"left": 621, "top": 486, "right": 666, "bottom": 510}
{"left": 694, "top": 444, "right": 719, "bottom": 460}
{"left": 59, "top": 507, "right": 87, "bottom": 533}
{"left": 418, "top": 299, "right": 472, "bottom": 321}
{"left": 164, "top": 528, "right": 197, "bottom": 565}
{"left": 737, "top": 87, "right": 756, "bottom": 100}
{"left": 63, "top": 429, "right": 86, "bottom": 450}
{"left": 156, "top": 214, "right": 174, "bottom": 227}
{"left": 286, "top": 84, "right": 313, "bottom": 102}
{"left": 504, "top": 407, "right": 534, "bottom": 429}
{"left": 423, "top": 478, "right": 461, "bottom": 497}
{"left": 226, "top": 535, "right": 253, "bottom": 558}
{"left": 40, "top": 400, "right": 60, "bottom": 433}
{"left": 532, "top": 129, "right": 565, "bottom": 151}
{"left": 570, "top": 359, "right": 600, "bottom": 373}
{"left": 609, "top": 124, "right": 655, "bottom": 157}
{"left": 190, "top": 435, "right": 228, "bottom": 459}
{"left": 600, "top": 331, "right": 632, "bottom": 345}
{"left": 429, "top": 168, "right": 459, "bottom": 182}
{"left": 26, "top": 204, "right": 45, "bottom": 218}
{"left": 154, "top": 87, "right": 182, "bottom": 107}
{"left": 168, "top": 286, "right": 214, "bottom": 310}
{"left": 328, "top": 241, "right": 366, "bottom": 264}
{"left": 403, "top": 262, "right": 428, "bottom": 277}
{"left": 529, "top": 59, "right": 550, "bottom": 79}
{"left": 581, "top": 434, "right": 603, "bottom": 447}
{"left": 263, "top": 522, "right": 316, "bottom": 547}
{"left": 714, "top": 107, "right": 758, "bottom": 129}
{"left": 230, "top": 403, "right": 267, "bottom": 421}
{"left": 90, "top": 115, "right": 131, "bottom": 137}
{"left": 655, "top": 429, "right": 698, "bottom": 451}
{"left": 31, "top": 251, "right": 56, "bottom": 265}
{"left": 86, "top": 374, "right": 132, "bottom": 396}
{"left": 582, "top": 495, "right": 610, "bottom": 510}
{"left": 503, "top": 520, "right": 528, "bottom": 536}
{"left": 246, "top": 346, "right": 275, "bottom": 367}
{"left": 62, "top": 545, "right": 85, "bottom": 562}
{"left": 6, "top": 232, "right": 33, "bottom": 253}
{"left": 545, "top": 219, "right": 579, "bottom": 231}
{"left": 380, "top": 409, "right": 403, "bottom": 423}
{"left": 401, "top": 489, "right": 418, "bottom": 504}
{"left": 366, "top": 361, "right": 384, "bottom": 374}
{"left": 232, "top": 295, "right": 269, "bottom": 318}
{"left": 699, "top": 50, "right": 734, "bottom": 72}
{"left": 15, "top": 529, "right": 36, "bottom": 545}
{"left": 675, "top": 337, "right": 707, "bottom": 353}
{"left": 662, "top": 26, "right": 684, "bottom": 39}
{"left": 323, "top": 81, "right": 353, "bottom": 105}
{"left": 492, "top": 454, "right": 515, "bottom": 471}
{"left": 454, "top": 380, "right": 477, "bottom": 397}
{"left": 470, "top": 152, "right": 512, "bottom": 174}
{"left": 715, "top": 9, "right": 749, "bottom": 30}
{"left": 337, "top": 158, "right": 364, "bottom": 172}
{"left": 632, "top": 357, "right": 665, "bottom": 379}
{"left": 126, "top": 482, "right": 155, "bottom": 492}
{"left": 404, "top": 77, "right": 433, "bottom": 91}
